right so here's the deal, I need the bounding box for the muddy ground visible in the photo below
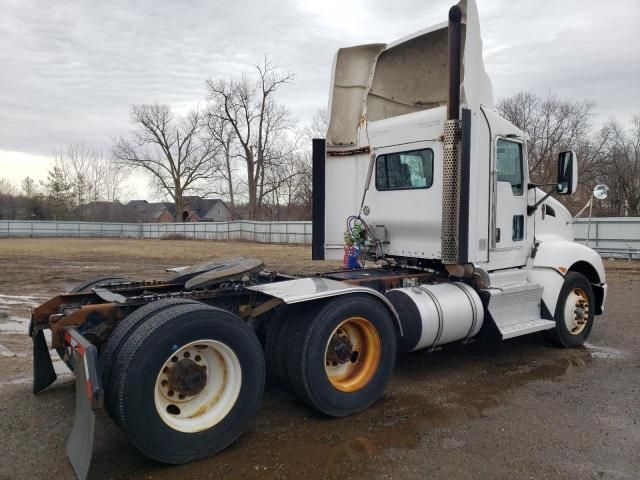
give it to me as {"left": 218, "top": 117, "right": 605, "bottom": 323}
{"left": 0, "top": 238, "right": 638, "bottom": 480}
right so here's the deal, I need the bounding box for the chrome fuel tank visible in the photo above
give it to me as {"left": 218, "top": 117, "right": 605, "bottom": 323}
{"left": 386, "top": 282, "right": 484, "bottom": 352}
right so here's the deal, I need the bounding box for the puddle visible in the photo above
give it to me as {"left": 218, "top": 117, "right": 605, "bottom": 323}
{"left": 0, "top": 315, "right": 29, "bottom": 334}
{"left": 0, "top": 293, "right": 45, "bottom": 306}
{"left": 0, "top": 343, "right": 16, "bottom": 357}
{"left": 584, "top": 342, "right": 627, "bottom": 360}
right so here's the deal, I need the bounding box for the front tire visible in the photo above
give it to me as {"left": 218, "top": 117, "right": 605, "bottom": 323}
{"left": 546, "top": 272, "right": 595, "bottom": 348}
{"left": 110, "top": 303, "right": 265, "bottom": 464}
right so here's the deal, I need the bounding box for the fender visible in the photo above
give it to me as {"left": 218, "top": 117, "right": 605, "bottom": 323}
{"left": 531, "top": 237, "right": 607, "bottom": 314}
{"left": 247, "top": 278, "right": 403, "bottom": 335}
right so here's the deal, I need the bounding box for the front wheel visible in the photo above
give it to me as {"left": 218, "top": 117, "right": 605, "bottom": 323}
{"left": 110, "top": 303, "right": 265, "bottom": 464}
{"left": 546, "top": 272, "right": 595, "bottom": 348}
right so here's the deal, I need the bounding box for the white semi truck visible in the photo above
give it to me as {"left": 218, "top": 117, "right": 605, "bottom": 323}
{"left": 29, "top": 1, "right": 606, "bottom": 478}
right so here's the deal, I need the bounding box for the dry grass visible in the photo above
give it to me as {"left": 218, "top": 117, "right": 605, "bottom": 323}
{"left": 0, "top": 238, "right": 342, "bottom": 296}
{"left": 0, "top": 237, "right": 635, "bottom": 295}
{"left": 0, "top": 237, "right": 342, "bottom": 268}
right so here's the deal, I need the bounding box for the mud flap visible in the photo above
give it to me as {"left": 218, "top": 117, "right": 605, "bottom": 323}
{"left": 64, "top": 328, "right": 104, "bottom": 480}
{"left": 32, "top": 328, "right": 57, "bottom": 394}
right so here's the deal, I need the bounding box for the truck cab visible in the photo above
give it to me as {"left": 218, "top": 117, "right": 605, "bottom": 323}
{"left": 315, "top": 0, "right": 607, "bottom": 342}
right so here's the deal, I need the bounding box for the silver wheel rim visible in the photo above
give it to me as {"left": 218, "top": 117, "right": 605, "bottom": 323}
{"left": 563, "top": 288, "right": 590, "bottom": 335}
{"left": 154, "top": 339, "right": 242, "bottom": 433}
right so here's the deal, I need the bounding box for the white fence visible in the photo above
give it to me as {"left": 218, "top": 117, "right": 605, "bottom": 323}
{"left": 573, "top": 217, "right": 640, "bottom": 259}
{"left": 0, "top": 220, "right": 313, "bottom": 244}
{"left": 0, "top": 218, "right": 638, "bottom": 254}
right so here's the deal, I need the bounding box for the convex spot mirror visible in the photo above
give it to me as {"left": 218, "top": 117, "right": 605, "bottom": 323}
{"left": 593, "top": 184, "right": 609, "bottom": 200}
{"left": 557, "top": 150, "right": 578, "bottom": 195}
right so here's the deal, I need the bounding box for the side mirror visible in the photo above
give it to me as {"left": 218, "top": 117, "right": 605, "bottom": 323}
{"left": 557, "top": 150, "right": 578, "bottom": 195}
{"left": 593, "top": 184, "right": 609, "bottom": 200}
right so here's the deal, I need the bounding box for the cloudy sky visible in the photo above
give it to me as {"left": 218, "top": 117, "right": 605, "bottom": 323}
{"left": 0, "top": 0, "right": 638, "bottom": 196}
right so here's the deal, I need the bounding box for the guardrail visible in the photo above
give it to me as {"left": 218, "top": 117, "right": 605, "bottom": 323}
{"left": 0, "top": 220, "right": 313, "bottom": 244}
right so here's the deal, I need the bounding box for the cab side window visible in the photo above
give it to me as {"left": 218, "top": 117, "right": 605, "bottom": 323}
{"left": 496, "top": 139, "right": 524, "bottom": 195}
{"left": 375, "top": 148, "right": 434, "bottom": 191}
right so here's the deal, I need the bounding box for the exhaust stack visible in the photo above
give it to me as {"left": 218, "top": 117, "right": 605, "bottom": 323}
{"left": 441, "top": 4, "right": 471, "bottom": 275}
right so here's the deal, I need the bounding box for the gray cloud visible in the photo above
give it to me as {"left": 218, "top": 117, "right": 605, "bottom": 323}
{"left": 0, "top": 0, "right": 638, "bottom": 161}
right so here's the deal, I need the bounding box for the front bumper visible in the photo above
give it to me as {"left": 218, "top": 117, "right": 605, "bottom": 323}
{"left": 597, "top": 282, "right": 608, "bottom": 314}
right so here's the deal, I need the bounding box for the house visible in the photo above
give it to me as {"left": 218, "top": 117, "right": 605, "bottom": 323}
{"left": 125, "top": 198, "right": 231, "bottom": 222}
{"left": 73, "top": 200, "right": 138, "bottom": 222}
{"left": 181, "top": 197, "right": 232, "bottom": 222}
{"left": 126, "top": 200, "right": 175, "bottom": 223}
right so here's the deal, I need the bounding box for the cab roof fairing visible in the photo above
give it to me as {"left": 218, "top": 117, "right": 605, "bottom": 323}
{"left": 325, "top": 0, "right": 494, "bottom": 149}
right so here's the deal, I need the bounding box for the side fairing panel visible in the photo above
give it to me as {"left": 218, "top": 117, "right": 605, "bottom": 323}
{"left": 324, "top": 152, "right": 369, "bottom": 260}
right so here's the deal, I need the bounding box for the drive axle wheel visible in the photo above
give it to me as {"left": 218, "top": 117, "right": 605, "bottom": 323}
{"left": 285, "top": 295, "right": 396, "bottom": 417}
{"left": 154, "top": 339, "right": 242, "bottom": 432}
{"left": 102, "top": 298, "right": 199, "bottom": 421}
{"left": 546, "top": 272, "right": 595, "bottom": 348}
{"left": 324, "top": 317, "right": 381, "bottom": 393}
{"left": 110, "top": 303, "right": 265, "bottom": 464}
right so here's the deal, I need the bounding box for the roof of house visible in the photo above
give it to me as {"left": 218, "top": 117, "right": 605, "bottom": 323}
{"left": 183, "top": 197, "right": 229, "bottom": 220}
{"left": 126, "top": 200, "right": 176, "bottom": 222}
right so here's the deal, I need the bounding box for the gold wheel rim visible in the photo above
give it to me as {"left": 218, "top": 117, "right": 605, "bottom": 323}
{"left": 564, "top": 287, "right": 590, "bottom": 335}
{"left": 324, "top": 317, "right": 381, "bottom": 393}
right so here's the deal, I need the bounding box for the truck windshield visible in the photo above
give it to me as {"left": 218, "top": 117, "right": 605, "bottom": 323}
{"left": 496, "top": 139, "right": 524, "bottom": 195}
{"left": 375, "top": 148, "right": 434, "bottom": 191}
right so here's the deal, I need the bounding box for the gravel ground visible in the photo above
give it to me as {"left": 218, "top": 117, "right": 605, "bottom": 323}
{"left": 0, "top": 238, "right": 638, "bottom": 480}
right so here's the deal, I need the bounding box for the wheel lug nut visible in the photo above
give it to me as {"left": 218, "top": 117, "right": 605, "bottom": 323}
{"left": 183, "top": 351, "right": 190, "bottom": 358}
{"left": 168, "top": 390, "right": 174, "bottom": 397}
{"left": 161, "top": 379, "right": 168, "bottom": 387}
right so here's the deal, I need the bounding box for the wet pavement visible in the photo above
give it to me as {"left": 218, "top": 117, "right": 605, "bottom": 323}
{"left": 0, "top": 244, "right": 638, "bottom": 480}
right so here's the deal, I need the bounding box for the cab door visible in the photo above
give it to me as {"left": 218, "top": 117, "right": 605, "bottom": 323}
{"left": 363, "top": 141, "right": 442, "bottom": 259}
{"left": 489, "top": 137, "right": 530, "bottom": 267}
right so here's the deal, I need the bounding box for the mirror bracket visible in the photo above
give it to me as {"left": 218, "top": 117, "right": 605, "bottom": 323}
{"left": 527, "top": 188, "right": 556, "bottom": 216}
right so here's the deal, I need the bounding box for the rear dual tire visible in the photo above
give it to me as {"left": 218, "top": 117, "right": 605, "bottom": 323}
{"left": 101, "top": 297, "right": 200, "bottom": 420}
{"left": 267, "top": 296, "right": 396, "bottom": 417}
{"left": 106, "top": 302, "right": 265, "bottom": 464}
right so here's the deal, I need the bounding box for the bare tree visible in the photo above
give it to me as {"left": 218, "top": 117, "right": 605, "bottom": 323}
{"left": 102, "top": 160, "right": 131, "bottom": 203}
{"left": 304, "top": 108, "right": 328, "bottom": 140}
{"left": 206, "top": 59, "right": 295, "bottom": 219}
{"left": 0, "top": 178, "right": 15, "bottom": 196}
{"left": 21, "top": 177, "right": 38, "bottom": 197}
{"left": 601, "top": 116, "right": 640, "bottom": 216}
{"left": 113, "top": 104, "right": 220, "bottom": 221}
{"left": 497, "top": 92, "right": 595, "bottom": 184}
{"left": 206, "top": 114, "right": 241, "bottom": 217}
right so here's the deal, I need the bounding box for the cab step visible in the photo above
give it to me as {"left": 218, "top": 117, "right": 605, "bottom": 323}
{"left": 483, "top": 282, "right": 555, "bottom": 340}
{"left": 498, "top": 318, "right": 556, "bottom": 339}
